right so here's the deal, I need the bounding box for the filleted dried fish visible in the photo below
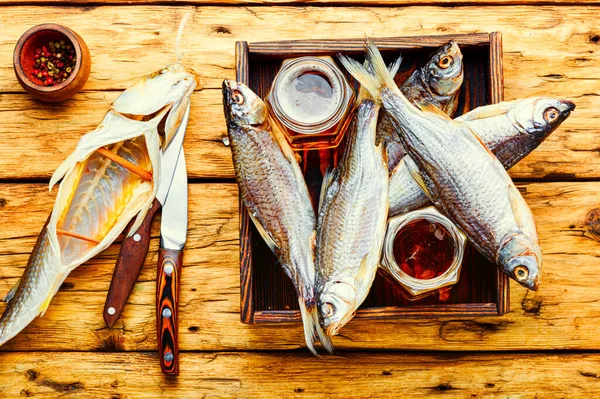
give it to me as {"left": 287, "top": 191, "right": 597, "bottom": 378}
{"left": 340, "top": 39, "right": 546, "bottom": 290}
{"left": 222, "top": 79, "right": 331, "bottom": 355}
{"left": 0, "top": 64, "right": 198, "bottom": 346}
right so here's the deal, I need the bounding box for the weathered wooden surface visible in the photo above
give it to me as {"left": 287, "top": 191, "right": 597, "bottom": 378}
{"left": 0, "top": 6, "right": 598, "bottom": 180}
{"left": 1, "top": 352, "right": 600, "bottom": 399}
{"left": 0, "top": 181, "right": 598, "bottom": 352}
{"left": 0, "top": 2, "right": 598, "bottom": 396}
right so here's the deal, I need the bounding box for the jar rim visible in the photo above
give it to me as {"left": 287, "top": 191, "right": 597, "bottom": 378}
{"left": 380, "top": 206, "right": 466, "bottom": 296}
{"left": 268, "top": 56, "right": 353, "bottom": 135}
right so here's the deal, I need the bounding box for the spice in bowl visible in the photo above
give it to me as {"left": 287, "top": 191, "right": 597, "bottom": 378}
{"left": 14, "top": 23, "right": 91, "bottom": 102}
{"left": 30, "top": 40, "right": 77, "bottom": 86}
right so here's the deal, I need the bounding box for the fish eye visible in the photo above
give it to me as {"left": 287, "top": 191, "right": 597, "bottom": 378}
{"left": 544, "top": 107, "right": 559, "bottom": 122}
{"left": 439, "top": 55, "right": 453, "bottom": 69}
{"left": 232, "top": 90, "right": 244, "bottom": 105}
{"left": 514, "top": 265, "right": 529, "bottom": 281}
{"left": 322, "top": 302, "right": 335, "bottom": 318}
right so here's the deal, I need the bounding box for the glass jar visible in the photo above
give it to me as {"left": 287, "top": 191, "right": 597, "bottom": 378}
{"left": 266, "top": 56, "right": 355, "bottom": 150}
{"left": 380, "top": 207, "right": 466, "bottom": 301}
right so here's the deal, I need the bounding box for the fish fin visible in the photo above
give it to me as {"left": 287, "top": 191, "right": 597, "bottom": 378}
{"left": 298, "top": 298, "right": 319, "bottom": 356}
{"left": 309, "top": 230, "right": 317, "bottom": 256}
{"left": 338, "top": 55, "right": 381, "bottom": 103}
{"left": 358, "top": 55, "right": 402, "bottom": 102}
{"left": 364, "top": 37, "right": 402, "bottom": 95}
{"left": 2, "top": 279, "right": 21, "bottom": 303}
{"left": 508, "top": 184, "right": 539, "bottom": 241}
{"left": 405, "top": 158, "right": 433, "bottom": 201}
{"left": 247, "top": 211, "right": 279, "bottom": 255}
{"left": 442, "top": 93, "right": 460, "bottom": 118}
{"left": 319, "top": 167, "right": 336, "bottom": 212}
{"left": 388, "top": 55, "right": 403, "bottom": 77}
{"left": 420, "top": 102, "right": 453, "bottom": 120}
{"left": 456, "top": 101, "right": 513, "bottom": 122}
{"left": 354, "top": 254, "right": 374, "bottom": 294}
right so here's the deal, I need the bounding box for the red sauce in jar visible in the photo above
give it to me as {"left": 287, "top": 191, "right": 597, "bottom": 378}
{"left": 393, "top": 219, "right": 455, "bottom": 280}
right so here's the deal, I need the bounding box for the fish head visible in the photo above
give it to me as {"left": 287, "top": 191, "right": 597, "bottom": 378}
{"left": 222, "top": 79, "right": 267, "bottom": 128}
{"left": 509, "top": 97, "right": 575, "bottom": 140}
{"left": 498, "top": 233, "right": 542, "bottom": 291}
{"left": 426, "top": 40, "right": 464, "bottom": 96}
{"left": 317, "top": 280, "right": 356, "bottom": 336}
{"left": 112, "top": 63, "right": 199, "bottom": 149}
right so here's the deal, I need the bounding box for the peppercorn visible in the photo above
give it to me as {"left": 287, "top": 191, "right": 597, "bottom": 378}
{"left": 30, "top": 38, "right": 77, "bottom": 86}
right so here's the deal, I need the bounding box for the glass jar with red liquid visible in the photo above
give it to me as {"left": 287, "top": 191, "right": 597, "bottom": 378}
{"left": 266, "top": 56, "right": 355, "bottom": 150}
{"left": 380, "top": 207, "right": 466, "bottom": 301}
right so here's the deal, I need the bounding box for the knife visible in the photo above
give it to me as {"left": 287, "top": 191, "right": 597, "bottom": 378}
{"left": 103, "top": 105, "right": 190, "bottom": 328}
{"left": 156, "top": 148, "right": 187, "bottom": 376}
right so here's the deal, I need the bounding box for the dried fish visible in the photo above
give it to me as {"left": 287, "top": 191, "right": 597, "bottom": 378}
{"left": 315, "top": 84, "right": 389, "bottom": 337}
{"left": 223, "top": 80, "right": 331, "bottom": 355}
{"left": 389, "top": 97, "right": 575, "bottom": 216}
{"left": 0, "top": 63, "right": 198, "bottom": 346}
{"left": 378, "top": 41, "right": 464, "bottom": 170}
{"left": 340, "top": 39, "right": 546, "bottom": 290}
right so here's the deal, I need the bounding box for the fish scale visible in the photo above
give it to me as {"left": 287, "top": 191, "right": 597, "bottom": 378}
{"left": 315, "top": 97, "right": 389, "bottom": 338}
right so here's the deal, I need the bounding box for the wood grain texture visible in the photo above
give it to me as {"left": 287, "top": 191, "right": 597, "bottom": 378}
{"left": 2, "top": 0, "right": 600, "bottom": 6}
{"left": 156, "top": 248, "right": 183, "bottom": 375}
{"left": 1, "top": 352, "right": 600, "bottom": 398}
{"left": 0, "top": 6, "right": 597, "bottom": 180}
{"left": 0, "top": 181, "right": 599, "bottom": 352}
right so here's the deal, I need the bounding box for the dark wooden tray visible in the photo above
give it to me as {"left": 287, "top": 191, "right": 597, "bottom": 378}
{"left": 235, "top": 33, "right": 509, "bottom": 324}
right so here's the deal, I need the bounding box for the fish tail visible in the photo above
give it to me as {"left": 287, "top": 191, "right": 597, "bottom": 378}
{"left": 298, "top": 298, "right": 320, "bottom": 356}
{"left": 338, "top": 54, "right": 381, "bottom": 103}
{"left": 364, "top": 37, "right": 402, "bottom": 95}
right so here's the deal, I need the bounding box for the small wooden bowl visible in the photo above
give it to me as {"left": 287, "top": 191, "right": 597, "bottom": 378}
{"left": 13, "top": 24, "right": 91, "bottom": 102}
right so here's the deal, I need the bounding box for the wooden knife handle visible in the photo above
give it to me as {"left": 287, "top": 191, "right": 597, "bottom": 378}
{"left": 156, "top": 247, "right": 182, "bottom": 376}
{"left": 104, "top": 198, "right": 161, "bottom": 327}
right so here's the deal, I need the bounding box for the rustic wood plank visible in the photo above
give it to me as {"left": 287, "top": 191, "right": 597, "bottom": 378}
{"left": 0, "top": 181, "right": 599, "bottom": 352}
{"left": 1, "top": 0, "right": 600, "bottom": 6}
{"left": 0, "top": 88, "right": 594, "bottom": 180}
{"left": 0, "top": 5, "right": 598, "bottom": 179}
{"left": 0, "top": 6, "right": 599, "bottom": 93}
{"left": 1, "top": 351, "right": 600, "bottom": 398}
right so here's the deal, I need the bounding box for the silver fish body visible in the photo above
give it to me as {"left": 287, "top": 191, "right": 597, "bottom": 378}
{"left": 339, "top": 41, "right": 545, "bottom": 290}
{"left": 389, "top": 97, "right": 575, "bottom": 216}
{"left": 223, "top": 80, "right": 330, "bottom": 354}
{"left": 378, "top": 41, "right": 464, "bottom": 171}
{"left": 315, "top": 97, "right": 389, "bottom": 337}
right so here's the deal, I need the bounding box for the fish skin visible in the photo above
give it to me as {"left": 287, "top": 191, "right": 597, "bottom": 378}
{"left": 0, "top": 63, "right": 198, "bottom": 347}
{"left": 223, "top": 80, "right": 331, "bottom": 355}
{"left": 315, "top": 95, "right": 389, "bottom": 337}
{"left": 378, "top": 41, "right": 464, "bottom": 171}
{"left": 339, "top": 40, "right": 545, "bottom": 290}
{"left": 389, "top": 97, "right": 575, "bottom": 216}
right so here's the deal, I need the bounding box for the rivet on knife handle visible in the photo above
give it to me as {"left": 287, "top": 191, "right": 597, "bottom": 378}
{"left": 156, "top": 248, "right": 182, "bottom": 376}
{"left": 104, "top": 198, "right": 161, "bottom": 328}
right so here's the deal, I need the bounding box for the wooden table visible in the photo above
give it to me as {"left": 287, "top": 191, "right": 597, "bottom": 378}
{"left": 0, "top": 2, "right": 599, "bottom": 398}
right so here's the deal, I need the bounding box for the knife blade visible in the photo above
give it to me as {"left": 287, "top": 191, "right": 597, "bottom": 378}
{"left": 156, "top": 148, "right": 187, "bottom": 376}
{"left": 103, "top": 105, "right": 190, "bottom": 328}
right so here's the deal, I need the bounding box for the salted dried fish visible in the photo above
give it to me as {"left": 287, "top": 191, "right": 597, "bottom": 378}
{"left": 315, "top": 85, "right": 389, "bottom": 337}
{"left": 222, "top": 80, "right": 331, "bottom": 355}
{"left": 389, "top": 97, "right": 575, "bottom": 216}
{"left": 378, "top": 41, "right": 464, "bottom": 170}
{"left": 0, "top": 64, "right": 198, "bottom": 346}
{"left": 340, "top": 40, "right": 545, "bottom": 290}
